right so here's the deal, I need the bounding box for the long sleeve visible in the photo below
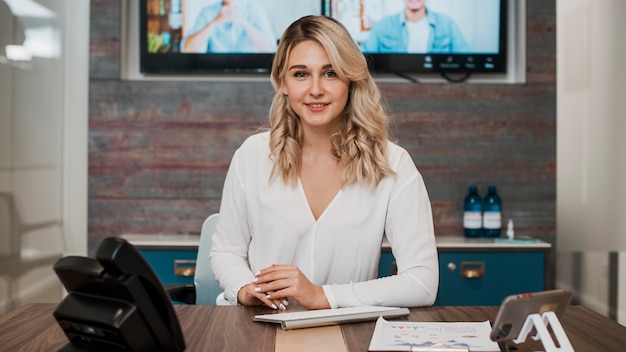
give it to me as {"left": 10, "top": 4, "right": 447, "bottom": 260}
{"left": 322, "top": 150, "right": 439, "bottom": 308}
{"left": 208, "top": 143, "right": 256, "bottom": 304}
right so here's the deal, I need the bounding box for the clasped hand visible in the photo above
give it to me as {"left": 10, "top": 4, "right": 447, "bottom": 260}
{"left": 237, "top": 264, "right": 330, "bottom": 310}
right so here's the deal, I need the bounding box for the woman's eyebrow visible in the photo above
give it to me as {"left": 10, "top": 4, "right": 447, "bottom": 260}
{"left": 287, "top": 64, "right": 307, "bottom": 70}
{"left": 287, "top": 64, "right": 333, "bottom": 71}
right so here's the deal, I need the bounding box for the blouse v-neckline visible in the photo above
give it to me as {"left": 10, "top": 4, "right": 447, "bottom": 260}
{"left": 297, "top": 178, "right": 343, "bottom": 222}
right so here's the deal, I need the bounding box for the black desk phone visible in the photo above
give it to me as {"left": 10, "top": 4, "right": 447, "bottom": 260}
{"left": 53, "top": 236, "right": 186, "bottom": 351}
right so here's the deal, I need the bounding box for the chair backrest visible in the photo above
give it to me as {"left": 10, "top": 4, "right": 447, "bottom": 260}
{"left": 193, "top": 213, "right": 221, "bottom": 305}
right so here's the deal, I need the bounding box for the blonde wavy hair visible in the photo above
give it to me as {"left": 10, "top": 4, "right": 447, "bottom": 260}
{"left": 269, "top": 15, "right": 395, "bottom": 187}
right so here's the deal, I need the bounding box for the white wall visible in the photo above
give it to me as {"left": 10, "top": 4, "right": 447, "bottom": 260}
{"left": 557, "top": 0, "right": 626, "bottom": 324}
{"left": 0, "top": 0, "right": 88, "bottom": 315}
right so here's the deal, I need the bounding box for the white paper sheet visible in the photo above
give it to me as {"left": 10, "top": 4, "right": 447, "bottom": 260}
{"left": 368, "top": 317, "right": 500, "bottom": 351}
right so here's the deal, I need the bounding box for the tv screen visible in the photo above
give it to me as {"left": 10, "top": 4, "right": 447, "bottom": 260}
{"left": 327, "top": 0, "right": 507, "bottom": 74}
{"left": 140, "top": 0, "right": 322, "bottom": 73}
{"left": 140, "top": 0, "right": 507, "bottom": 75}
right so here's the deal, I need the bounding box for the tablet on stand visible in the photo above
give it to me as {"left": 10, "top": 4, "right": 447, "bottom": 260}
{"left": 490, "top": 289, "right": 574, "bottom": 352}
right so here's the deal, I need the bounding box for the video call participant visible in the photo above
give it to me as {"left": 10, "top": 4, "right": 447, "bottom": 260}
{"left": 180, "top": 0, "right": 276, "bottom": 53}
{"left": 209, "top": 15, "right": 438, "bottom": 310}
{"left": 361, "top": 0, "right": 470, "bottom": 53}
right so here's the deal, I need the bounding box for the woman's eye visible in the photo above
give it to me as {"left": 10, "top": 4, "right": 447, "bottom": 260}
{"left": 323, "top": 70, "right": 337, "bottom": 78}
{"left": 294, "top": 71, "right": 308, "bottom": 78}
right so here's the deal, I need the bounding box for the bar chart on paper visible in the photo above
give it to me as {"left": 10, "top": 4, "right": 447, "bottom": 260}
{"left": 368, "top": 317, "right": 500, "bottom": 351}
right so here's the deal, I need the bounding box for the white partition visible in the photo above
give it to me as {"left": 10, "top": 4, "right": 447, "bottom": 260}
{"left": 557, "top": 0, "right": 626, "bottom": 323}
{"left": 0, "top": 0, "right": 88, "bottom": 315}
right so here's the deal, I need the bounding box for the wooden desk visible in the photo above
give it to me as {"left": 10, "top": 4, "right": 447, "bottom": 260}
{"left": 1, "top": 303, "right": 625, "bottom": 351}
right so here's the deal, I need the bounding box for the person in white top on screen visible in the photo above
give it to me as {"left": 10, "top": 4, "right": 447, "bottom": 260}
{"left": 209, "top": 15, "right": 438, "bottom": 310}
{"left": 180, "top": 0, "right": 276, "bottom": 53}
{"left": 362, "top": 0, "right": 470, "bottom": 53}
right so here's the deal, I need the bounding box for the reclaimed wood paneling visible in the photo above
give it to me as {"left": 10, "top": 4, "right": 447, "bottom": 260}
{"left": 378, "top": 82, "right": 556, "bottom": 241}
{"left": 88, "top": 1, "right": 557, "bottom": 285}
{"left": 89, "top": 0, "right": 120, "bottom": 79}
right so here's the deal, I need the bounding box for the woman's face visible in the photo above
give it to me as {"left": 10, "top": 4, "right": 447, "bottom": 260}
{"left": 281, "top": 40, "right": 349, "bottom": 134}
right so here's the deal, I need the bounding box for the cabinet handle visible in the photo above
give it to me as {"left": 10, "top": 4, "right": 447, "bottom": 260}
{"left": 174, "top": 259, "right": 197, "bottom": 277}
{"left": 460, "top": 261, "right": 485, "bottom": 279}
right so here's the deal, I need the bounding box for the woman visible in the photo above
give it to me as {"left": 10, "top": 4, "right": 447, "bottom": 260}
{"left": 209, "top": 15, "right": 438, "bottom": 310}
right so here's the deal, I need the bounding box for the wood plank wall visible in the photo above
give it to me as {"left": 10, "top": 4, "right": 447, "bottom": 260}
{"left": 88, "top": 1, "right": 556, "bottom": 284}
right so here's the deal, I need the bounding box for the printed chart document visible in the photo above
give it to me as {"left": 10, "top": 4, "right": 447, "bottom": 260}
{"left": 368, "top": 317, "right": 500, "bottom": 351}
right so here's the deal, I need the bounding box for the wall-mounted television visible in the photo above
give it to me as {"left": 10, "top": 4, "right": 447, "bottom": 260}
{"left": 329, "top": 0, "right": 507, "bottom": 75}
{"left": 140, "top": 0, "right": 507, "bottom": 76}
{"left": 140, "top": 0, "right": 322, "bottom": 73}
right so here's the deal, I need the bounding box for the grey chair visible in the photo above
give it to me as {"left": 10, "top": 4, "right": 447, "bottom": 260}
{"left": 168, "top": 213, "right": 222, "bottom": 304}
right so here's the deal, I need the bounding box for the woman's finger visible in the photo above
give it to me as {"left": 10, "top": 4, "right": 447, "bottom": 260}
{"left": 259, "top": 290, "right": 287, "bottom": 310}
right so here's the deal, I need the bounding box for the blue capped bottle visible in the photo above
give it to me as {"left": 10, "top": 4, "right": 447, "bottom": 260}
{"left": 463, "top": 185, "right": 483, "bottom": 237}
{"left": 482, "top": 185, "right": 502, "bottom": 237}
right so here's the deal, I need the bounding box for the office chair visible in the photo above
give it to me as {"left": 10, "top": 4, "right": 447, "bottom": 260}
{"left": 168, "top": 213, "right": 222, "bottom": 304}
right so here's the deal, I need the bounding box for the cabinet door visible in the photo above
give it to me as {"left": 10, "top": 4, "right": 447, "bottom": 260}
{"left": 378, "top": 251, "right": 397, "bottom": 277}
{"left": 137, "top": 249, "right": 197, "bottom": 285}
{"left": 437, "top": 251, "right": 545, "bottom": 306}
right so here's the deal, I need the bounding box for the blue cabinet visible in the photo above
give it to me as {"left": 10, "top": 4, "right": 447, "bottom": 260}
{"left": 125, "top": 235, "right": 550, "bottom": 306}
{"left": 436, "top": 250, "right": 546, "bottom": 306}
{"left": 378, "top": 250, "right": 396, "bottom": 278}
{"left": 136, "top": 248, "right": 197, "bottom": 285}
{"left": 380, "top": 237, "right": 551, "bottom": 306}
{"left": 122, "top": 234, "right": 200, "bottom": 286}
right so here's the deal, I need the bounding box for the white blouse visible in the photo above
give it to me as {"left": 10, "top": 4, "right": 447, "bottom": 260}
{"left": 209, "top": 132, "right": 439, "bottom": 308}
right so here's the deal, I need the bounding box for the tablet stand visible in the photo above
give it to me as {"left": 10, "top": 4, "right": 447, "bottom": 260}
{"left": 512, "top": 311, "right": 574, "bottom": 352}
